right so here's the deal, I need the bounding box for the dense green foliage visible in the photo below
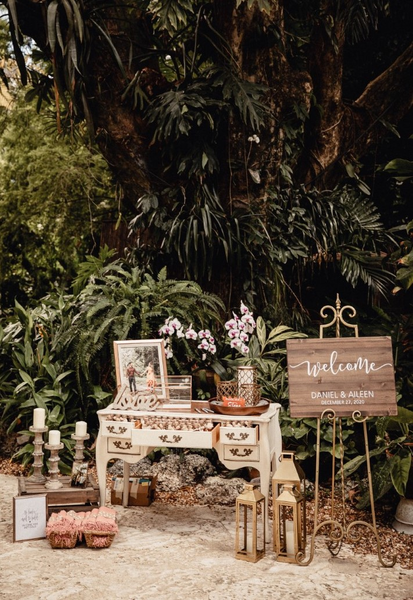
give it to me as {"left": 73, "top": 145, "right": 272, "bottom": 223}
{"left": 2, "top": 0, "right": 412, "bottom": 317}
{"left": 0, "top": 0, "right": 412, "bottom": 501}
{"left": 0, "top": 253, "right": 226, "bottom": 469}
{"left": 132, "top": 183, "right": 395, "bottom": 322}
{"left": 0, "top": 95, "right": 116, "bottom": 308}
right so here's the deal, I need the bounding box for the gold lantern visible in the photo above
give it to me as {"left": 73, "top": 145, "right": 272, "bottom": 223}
{"left": 237, "top": 366, "right": 260, "bottom": 405}
{"left": 235, "top": 483, "right": 266, "bottom": 562}
{"left": 272, "top": 451, "right": 306, "bottom": 563}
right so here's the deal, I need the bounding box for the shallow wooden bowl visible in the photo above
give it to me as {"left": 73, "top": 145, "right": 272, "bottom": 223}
{"left": 208, "top": 399, "right": 270, "bottom": 416}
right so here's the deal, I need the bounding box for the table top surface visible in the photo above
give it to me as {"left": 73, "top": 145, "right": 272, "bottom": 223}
{"left": 98, "top": 400, "right": 280, "bottom": 422}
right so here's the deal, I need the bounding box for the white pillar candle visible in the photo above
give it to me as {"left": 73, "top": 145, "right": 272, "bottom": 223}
{"left": 48, "top": 430, "right": 61, "bottom": 445}
{"left": 75, "top": 421, "right": 87, "bottom": 437}
{"left": 33, "top": 408, "right": 45, "bottom": 429}
{"left": 285, "top": 521, "right": 295, "bottom": 555}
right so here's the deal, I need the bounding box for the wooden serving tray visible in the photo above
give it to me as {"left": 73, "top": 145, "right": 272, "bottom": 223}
{"left": 209, "top": 399, "right": 270, "bottom": 416}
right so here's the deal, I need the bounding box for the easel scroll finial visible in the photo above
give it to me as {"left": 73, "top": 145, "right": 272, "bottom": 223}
{"left": 319, "top": 294, "right": 359, "bottom": 338}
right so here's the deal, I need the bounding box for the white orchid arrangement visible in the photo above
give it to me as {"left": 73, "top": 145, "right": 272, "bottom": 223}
{"left": 158, "top": 302, "right": 256, "bottom": 365}
{"left": 224, "top": 301, "right": 256, "bottom": 356}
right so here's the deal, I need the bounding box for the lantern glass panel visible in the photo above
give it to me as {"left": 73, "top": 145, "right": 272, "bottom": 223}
{"left": 235, "top": 485, "right": 266, "bottom": 562}
{"left": 273, "top": 484, "right": 305, "bottom": 563}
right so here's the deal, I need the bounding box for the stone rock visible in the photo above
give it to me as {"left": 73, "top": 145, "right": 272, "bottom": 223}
{"left": 151, "top": 454, "right": 217, "bottom": 491}
{"left": 195, "top": 476, "right": 247, "bottom": 505}
{"left": 108, "top": 453, "right": 217, "bottom": 492}
{"left": 108, "top": 456, "right": 153, "bottom": 478}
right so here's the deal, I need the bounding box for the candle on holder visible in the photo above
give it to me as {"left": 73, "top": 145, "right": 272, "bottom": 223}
{"left": 33, "top": 407, "right": 45, "bottom": 429}
{"left": 75, "top": 421, "right": 87, "bottom": 437}
{"left": 48, "top": 430, "right": 61, "bottom": 446}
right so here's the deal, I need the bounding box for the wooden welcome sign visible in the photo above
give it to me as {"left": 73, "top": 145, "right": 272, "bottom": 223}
{"left": 286, "top": 337, "right": 397, "bottom": 418}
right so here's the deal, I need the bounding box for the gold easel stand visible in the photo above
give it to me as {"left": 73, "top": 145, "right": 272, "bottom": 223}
{"left": 297, "top": 295, "right": 396, "bottom": 567}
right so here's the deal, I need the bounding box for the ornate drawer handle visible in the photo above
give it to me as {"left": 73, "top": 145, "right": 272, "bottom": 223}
{"left": 225, "top": 432, "right": 249, "bottom": 441}
{"left": 159, "top": 434, "right": 183, "bottom": 444}
{"left": 107, "top": 425, "right": 128, "bottom": 434}
{"left": 229, "top": 448, "right": 253, "bottom": 457}
{"left": 113, "top": 440, "right": 132, "bottom": 450}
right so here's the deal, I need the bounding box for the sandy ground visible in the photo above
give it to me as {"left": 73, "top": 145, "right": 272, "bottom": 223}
{"left": 1, "top": 474, "right": 412, "bottom": 600}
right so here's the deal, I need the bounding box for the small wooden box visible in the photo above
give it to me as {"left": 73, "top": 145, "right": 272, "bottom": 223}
{"left": 129, "top": 476, "right": 156, "bottom": 506}
{"left": 111, "top": 476, "right": 156, "bottom": 507}
{"left": 18, "top": 475, "right": 100, "bottom": 514}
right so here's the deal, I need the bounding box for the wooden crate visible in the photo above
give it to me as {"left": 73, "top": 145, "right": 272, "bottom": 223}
{"left": 17, "top": 475, "right": 100, "bottom": 514}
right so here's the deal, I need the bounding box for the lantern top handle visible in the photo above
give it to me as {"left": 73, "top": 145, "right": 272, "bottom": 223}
{"left": 237, "top": 483, "right": 265, "bottom": 503}
{"left": 279, "top": 451, "right": 296, "bottom": 462}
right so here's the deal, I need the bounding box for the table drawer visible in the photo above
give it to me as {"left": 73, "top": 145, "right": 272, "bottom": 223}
{"left": 102, "top": 421, "right": 134, "bottom": 438}
{"left": 107, "top": 438, "right": 142, "bottom": 455}
{"left": 220, "top": 426, "right": 258, "bottom": 446}
{"left": 223, "top": 444, "right": 260, "bottom": 462}
{"left": 132, "top": 424, "right": 219, "bottom": 449}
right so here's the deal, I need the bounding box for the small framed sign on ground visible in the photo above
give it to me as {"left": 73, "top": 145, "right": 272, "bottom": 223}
{"left": 286, "top": 336, "right": 397, "bottom": 418}
{"left": 13, "top": 494, "right": 48, "bottom": 542}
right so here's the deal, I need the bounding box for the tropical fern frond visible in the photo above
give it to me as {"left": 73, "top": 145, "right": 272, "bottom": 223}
{"left": 343, "top": 0, "right": 386, "bottom": 44}
{"left": 340, "top": 248, "right": 394, "bottom": 297}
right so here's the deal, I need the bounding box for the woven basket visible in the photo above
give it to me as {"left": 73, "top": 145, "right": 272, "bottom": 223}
{"left": 47, "top": 530, "right": 79, "bottom": 549}
{"left": 83, "top": 530, "right": 116, "bottom": 549}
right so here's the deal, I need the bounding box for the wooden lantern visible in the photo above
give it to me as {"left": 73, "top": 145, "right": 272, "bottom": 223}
{"left": 235, "top": 483, "right": 266, "bottom": 562}
{"left": 272, "top": 451, "right": 306, "bottom": 563}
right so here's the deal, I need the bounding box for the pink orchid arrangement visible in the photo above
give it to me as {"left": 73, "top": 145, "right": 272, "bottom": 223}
{"left": 158, "top": 302, "right": 256, "bottom": 364}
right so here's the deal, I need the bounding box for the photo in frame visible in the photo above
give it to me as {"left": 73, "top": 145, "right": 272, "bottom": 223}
{"left": 13, "top": 494, "right": 48, "bottom": 542}
{"left": 114, "top": 339, "right": 168, "bottom": 400}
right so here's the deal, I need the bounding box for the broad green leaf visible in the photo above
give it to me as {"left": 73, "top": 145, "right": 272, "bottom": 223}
{"left": 49, "top": 404, "right": 62, "bottom": 419}
{"left": 256, "top": 316, "right": 266, "bottom": 348}
{"left": 357, "top": 459, "right": 393, "bottom": 509}
{"left": 341, "top": 445, "right": 387, "bottom": 478}
{"left": 67, "top": 0, "right": 84, "bottom": 42}
{"left": 383, "top": 158, "right": 413, "bottom": 178}
{"left": 392, "top": 406, "right": 413, "bottom": 424}
{"left": 47, "top": 0, "right": 59, "bottom": 52}
{"left": 33, "top": 393, "right": 48, "bottom": 409}
{"left": 24, "top": 341, "right": 34, "bottom": 369}
{"left": 55, "top": 370, "right": 74, "bottom": 383}
{"left": 44, "top": 363, "right": 57, "bottom": 380}
{"left": 391, "top": 454, "right": 412, "bottom": 496}
{"left": 18, "top": 370, "right": 35, "bottom": 389}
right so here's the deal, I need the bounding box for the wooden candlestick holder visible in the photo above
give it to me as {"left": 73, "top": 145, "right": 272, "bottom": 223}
{"left": 44, "top": 442, "right": 64, "bottom": 489}
{"left": 28, "top": 425, "right": 48, "bottom": 483}
{"left": 71, "top": 433, "right": 90, "bottom": 468}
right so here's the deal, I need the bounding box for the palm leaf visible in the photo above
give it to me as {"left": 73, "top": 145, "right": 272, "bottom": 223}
{"left": 91, "top": 19, "right": 127, "bottom": 80}
{"left": 47, "top": 0, "right": 60, "bottom": 53}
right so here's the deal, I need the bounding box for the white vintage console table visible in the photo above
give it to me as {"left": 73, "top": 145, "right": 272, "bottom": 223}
{"left": 96, "top": 401, "right": 282, "bottom": 533}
